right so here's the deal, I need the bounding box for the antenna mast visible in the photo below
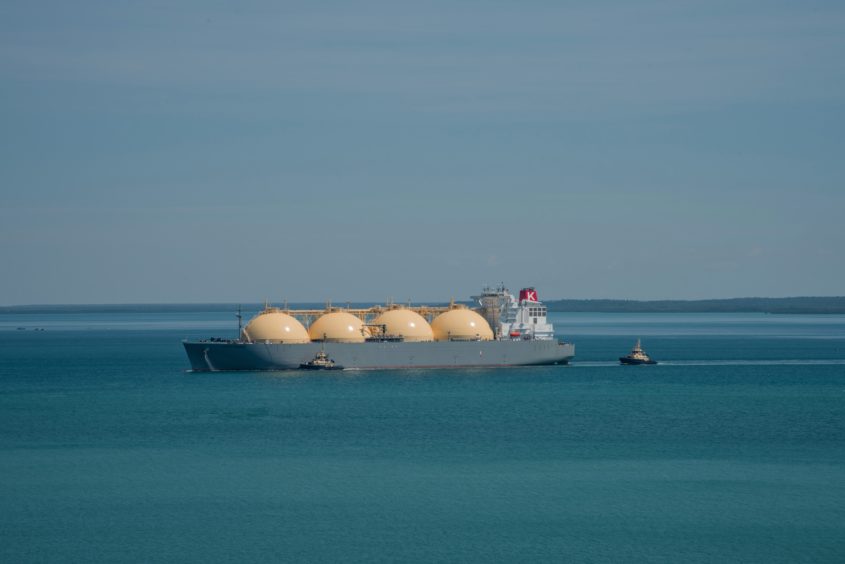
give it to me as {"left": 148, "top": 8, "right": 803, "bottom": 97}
{"left": 236, "top": 305, "right": 243, "bottom": 338}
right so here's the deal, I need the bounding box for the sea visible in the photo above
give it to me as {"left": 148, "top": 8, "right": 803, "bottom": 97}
{"left": 1, "top": 311, "right": 844, "bottom": 563}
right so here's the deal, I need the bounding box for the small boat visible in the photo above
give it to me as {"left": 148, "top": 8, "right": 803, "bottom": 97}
{"left": 299, "top": 350, "right": 344, "bottom": 370}
{"left": 619, "top": 339, "right": 657, "bottom": 365}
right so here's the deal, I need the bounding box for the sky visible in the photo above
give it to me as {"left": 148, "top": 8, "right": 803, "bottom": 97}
{"left": 1, "top": 0, "right": 844, "bottom": 305}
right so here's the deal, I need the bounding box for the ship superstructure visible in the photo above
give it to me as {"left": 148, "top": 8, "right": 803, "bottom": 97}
{"left": 183, "top": 285, "right": 574, "bottom": 371}
{"left": 474, "top": 285, "right": 554, "bottom": 341}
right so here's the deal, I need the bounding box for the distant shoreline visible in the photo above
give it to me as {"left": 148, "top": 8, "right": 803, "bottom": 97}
{"left": 546, "top": 297, "right": 845, "bottom": 314}
{"left": 2, "top": 297, "right": 845, "bottom": 315}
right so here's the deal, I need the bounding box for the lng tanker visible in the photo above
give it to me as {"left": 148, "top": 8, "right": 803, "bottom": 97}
{"left": 182, "top": 285, "right": 575, "bottom": 371}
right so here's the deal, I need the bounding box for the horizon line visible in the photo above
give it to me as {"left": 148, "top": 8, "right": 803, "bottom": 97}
{"left": 3, "top": 296, "right": 845, "bottom": 309}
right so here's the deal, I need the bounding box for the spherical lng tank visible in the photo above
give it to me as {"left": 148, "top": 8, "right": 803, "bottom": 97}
{"left": 371, "top": 308, "right": 433, "bottom": 342}
{"left": 431, "top": 307, "right": 494, "bottom": 341}
{"left": 308, "top": 312, "right": 369, "bottom": 343}
{"left": 242, "top": 311, "right": 310, "bottom": 343}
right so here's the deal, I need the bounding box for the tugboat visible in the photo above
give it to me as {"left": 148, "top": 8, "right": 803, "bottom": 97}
{"left": 619, "top": 339, "right": 657, "bottom": 365}
{"left": 299, "top": 350, "right": 344, "bottom": 371}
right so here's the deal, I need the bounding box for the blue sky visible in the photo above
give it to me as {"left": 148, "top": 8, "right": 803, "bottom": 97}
{"left": 1, "top": 0, "right": 843, "bottom": 304}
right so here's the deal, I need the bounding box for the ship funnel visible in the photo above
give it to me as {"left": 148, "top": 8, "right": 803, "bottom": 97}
{"left": 519, "top": 288, "right": 538, "bottom": 303}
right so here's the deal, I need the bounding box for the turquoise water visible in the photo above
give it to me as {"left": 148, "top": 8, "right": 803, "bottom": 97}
{"left": 1, "top": 313, "right": 844, "bottom": 563}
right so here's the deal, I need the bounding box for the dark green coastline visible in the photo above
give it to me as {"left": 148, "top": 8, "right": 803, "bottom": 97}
{"left": 2, "top": 297, "right": 845, "bottom": 315}
{"left": 546, "top": 297, "right": 845, "bottom": 314}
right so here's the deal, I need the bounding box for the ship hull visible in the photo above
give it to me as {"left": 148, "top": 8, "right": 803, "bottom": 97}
{"left": 619, "top": 357, "right": 657, "bottom": 365}
{"left": 183, "top": 340, "right": 575, "bottom": 371}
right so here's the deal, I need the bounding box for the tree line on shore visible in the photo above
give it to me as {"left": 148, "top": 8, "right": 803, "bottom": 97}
{"left": 545, "top": 297, "right": 845, "bottom": 314}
